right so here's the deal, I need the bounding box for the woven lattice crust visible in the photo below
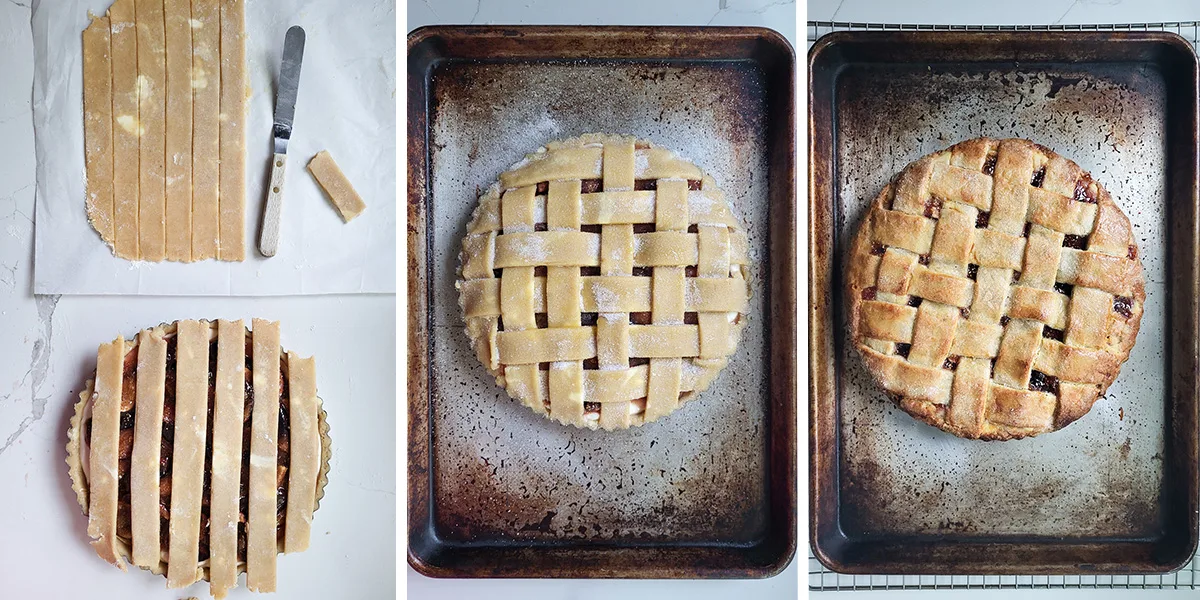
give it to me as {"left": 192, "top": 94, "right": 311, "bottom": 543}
{"left": 457, "top": 133, "right": 752, "bottom": 430}
{"left": 846, "top": 138, "right": 1145, "bottom": 440}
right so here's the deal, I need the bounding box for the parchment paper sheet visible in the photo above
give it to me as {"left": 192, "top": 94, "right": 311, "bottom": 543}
{"left": 32, "top": 0, "right": 396, "bottom": 295}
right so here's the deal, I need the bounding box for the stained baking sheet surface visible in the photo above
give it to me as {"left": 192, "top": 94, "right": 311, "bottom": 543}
{"left": 836, "top": 65, "right": 1167, "bottom": 538}
{"left": 427, "top": 60, "right": 771, "bottom": 544}
{"left": 810, "top": 30, "right": 1199, "bottom": 575}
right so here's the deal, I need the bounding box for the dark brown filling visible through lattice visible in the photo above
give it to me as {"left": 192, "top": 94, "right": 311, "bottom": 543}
{"left": 83, "top": 334, "right": 292, "bottom": 564}
{"left": 1073, "top": 177, "right": 1098, "bottom": 203}
{"left": 982, "top": 152, "right": 998, "bottom": 175}
{"left": 1042, "top": 325, "right": 1065, "bottom": 341}
{"left": 534, "top": 178, "right": 702, "bottom": 196}
{"left": 1114, "top": 296, "right": 1134, "bottom": 318}
{"left": 1029, "top": 370, "right": 1060, "bottom": 394}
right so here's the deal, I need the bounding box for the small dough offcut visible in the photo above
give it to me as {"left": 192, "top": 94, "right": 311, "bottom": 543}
{"left": 308, "top": 150, "right": 366, "bottom": 222}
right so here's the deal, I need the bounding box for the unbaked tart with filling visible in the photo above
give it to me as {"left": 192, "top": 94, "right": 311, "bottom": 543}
{"left": 66, "top": 319, "right": 330, "bottom": 598}
{"left": 457, "top": 133, "right": 751, "bottom": 430}
{"left": 846, "top": 137, "right": 1145, "bottom": 440}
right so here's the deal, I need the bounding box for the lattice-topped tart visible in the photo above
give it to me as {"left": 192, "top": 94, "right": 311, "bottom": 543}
{"left": 457, "top": 133, "right": 751, "bottom": 430}
{"left": 846, "top": 138, "right": 1144, "bottom": 440}
{"left": 66, "top": 319, "right": 330, "bottom": 598}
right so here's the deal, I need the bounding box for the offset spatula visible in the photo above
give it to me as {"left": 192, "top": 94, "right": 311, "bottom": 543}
{"left": 259, "top": 25, "right": 306, "bottom": 257}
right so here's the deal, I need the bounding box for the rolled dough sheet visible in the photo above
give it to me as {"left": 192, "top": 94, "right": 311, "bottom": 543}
{"left": 308, "top": 150, "right": 366, "bottom": 222}
{"left": 82, "top": 15, "right": 114, "bottom": 245}
{"left": 109, "top": 0, "right": 139, "bottom": 259}
{"left": 190, "top": 0, "right": 221, "bottom": 261}
{"left": 163, "top": 0, "right": 192, "bottom": 261}
{"left": 218, "top": 0, "right": 246, "bottom": 261}
{"left": 135, "top": 0, "right": 166, "bottom": 261}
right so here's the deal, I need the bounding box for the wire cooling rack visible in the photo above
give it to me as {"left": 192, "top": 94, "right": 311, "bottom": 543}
{"left": 807, "top": 20, "right": 1200, "bottom": 51}
{"left": 806, "top": 20, "right": 1200, "bottom": 592}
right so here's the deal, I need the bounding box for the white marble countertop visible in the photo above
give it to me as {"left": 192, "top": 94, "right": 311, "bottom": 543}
{"left": 405, "top": 1, "right": 797, "bottom": 599}
{"left": 0, "top": 1, "right": 396, "bottom": 598}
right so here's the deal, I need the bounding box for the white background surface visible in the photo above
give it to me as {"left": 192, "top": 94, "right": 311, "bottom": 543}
{"left": 807, "top": 1, "right": 1200, "bottom": 600}
{"left": 406, "top": 1, "right": 797, "bottom": 600}
{"left": 0, "top": 1, "right": 397, "bottom": 598}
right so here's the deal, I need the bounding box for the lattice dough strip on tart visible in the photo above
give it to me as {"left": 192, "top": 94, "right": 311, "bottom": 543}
{"left": 458, "top": 133, "right": 751, "bottom": 431}
{"left": 65, "top": 319, "right": 331, "bottom": 599}
{"left": 846, "top": 137, "right": 1144, "bottom": 440}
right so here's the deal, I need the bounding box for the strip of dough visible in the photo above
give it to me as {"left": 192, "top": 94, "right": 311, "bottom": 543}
{"left": 135, "top": 0, "right": 166, "bottom": 261}
{"left": 87, "top": 337, "right": 126, "bottom": 570}
{"left": 284, "top": 352, "right": 318, "bottom": 553}
{"left": 166, "top": 320, "right": 209, "bottom": 588}
{"left": 130, "top": 327, "right": 166, "bottom": 567}
{"left": 208, "top": 319, "right": 244, "bottom": 598}
{"left": 190, "top": 0, "right": 221, "bottom": 260}
{"left": 217, "top": 0, "right": 246, "bottom": 261}
{"left": 109, "top": 0, "right": 139, "bottom": 259}
{"left": 247, "top": 318, "right": 281, "bottom": 591}
{"left": 163, "top": 0, "right": 193, "bottom": 261}
{"left": 308, "top": 150, "right": 366, "bottom": 222}
{"left": 83, "top": 15, "right": 114, "bottom": 245}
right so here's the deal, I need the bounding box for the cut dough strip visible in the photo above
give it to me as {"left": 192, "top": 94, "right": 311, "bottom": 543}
{"left": 130, "top": 327, "right": 166, "bottom": 567}
{"left": 83, "top": 14, "right": 114, "bottom": 244}
{"left": 246, "top": 318, "right": 281, "bottom": 592}
{"left": 208, "top": 319, "right": 244, "bottom": 598}
{"left": 87, "top": 337, "right": 127, "bottom": 570}
{"left": 284, "top": 352, "right": 319, "bottom": 552}
{"left": 190, "top": 0, "right": 221, "bottom": 261}
{"left": 135, "top": 0, "right": 167, "bottom": 261}
{"left": 218, "top": 0, "right": 247, "bottom": 261}
{"left": 166, "top": 320, "right": 209, "bottom": 588}
{"left": 109, "top": 0, "right": 140, "bottom": 259}
{"left": 163, "top": 0, "right": 193, "bottom": 261}
{"left": 308, "top": 150, "right": 367, "bottom": 222}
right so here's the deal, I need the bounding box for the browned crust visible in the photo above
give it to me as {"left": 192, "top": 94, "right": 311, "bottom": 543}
{"left": 846, "top": 137, "right": 1146, "bottom": 441}
{"left": 65, "top": 320, "right": 332, "bottom": 581}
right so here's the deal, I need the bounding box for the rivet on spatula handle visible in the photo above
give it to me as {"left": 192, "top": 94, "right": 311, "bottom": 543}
{"left": 259, "top": 153, "right": 287, "bottom": 257}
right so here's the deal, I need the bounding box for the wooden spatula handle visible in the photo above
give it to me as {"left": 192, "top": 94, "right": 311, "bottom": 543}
{"left": 259, "top": 152, "right": 287, "bottom": 257}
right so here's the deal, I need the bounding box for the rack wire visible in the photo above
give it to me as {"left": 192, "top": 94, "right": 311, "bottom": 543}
{"left": 808, "top": 21, "right": 1200, "bottom": 51}
{"left": 806, "top": 20, "right": 1200, "bottom": 592}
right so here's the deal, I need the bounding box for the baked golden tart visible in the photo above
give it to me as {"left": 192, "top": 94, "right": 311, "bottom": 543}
{"left": 846, "top": 138, "right": 1145, "bottom": 440}
{"left": 457, "top": 133, "right": 751, "bottom": 430}
{"left": 65, "top": 319, "right": 330, "bottom": 597}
